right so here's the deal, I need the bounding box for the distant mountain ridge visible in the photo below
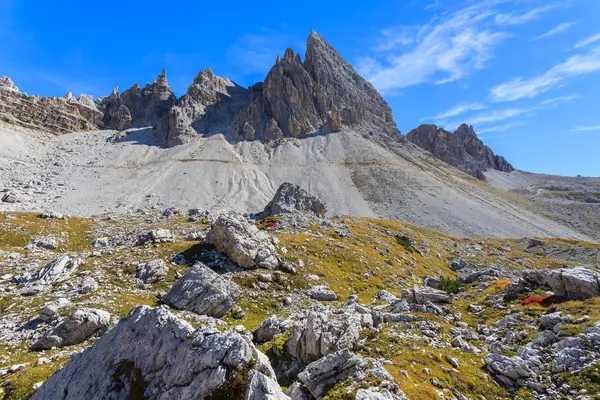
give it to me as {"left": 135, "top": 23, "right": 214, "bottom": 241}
{"left": 0, "top": 30, "right": 513, "bottom": 181}
{"left": 0, "top": 31, "right": 400, "bottom": 148}
{"left": 406, "top": 123, "right": 513, "bottom": 180}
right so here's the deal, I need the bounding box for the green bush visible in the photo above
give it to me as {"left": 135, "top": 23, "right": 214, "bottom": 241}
{"left": 439, "top": 277, "right": 462, "bottom": 294}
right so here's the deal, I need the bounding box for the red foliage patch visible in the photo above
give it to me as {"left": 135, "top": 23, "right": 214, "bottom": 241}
{"left": 520, "top": 295, "right": 550, "bottom": 305}
{"left": 265, "top": 221, "right": 277, "bottom": 228}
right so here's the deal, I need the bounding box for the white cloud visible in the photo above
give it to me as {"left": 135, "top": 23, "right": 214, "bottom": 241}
{"left": 495, "top": 4, "right": 556, "bottom": 25}
{"left": 372, "top": 26, "right": 416, "bottom": 52}
{"left": 574, "top": 33, "right": 600, "bottom": 49}
{"left": 571, "top": 125, "right": 600, "bottom": 132}
{"left": 357, "top": 2, "right": 511, "bottom": 93}
{"left": 424, "top": 103, "right": 487, "bottom": 122}
{"left": 468, "top": 107, "right": 538, "bottom": 125}
{"left": 436, "top": 106, "right": 539, "bottom": 132}
{"left": 490, "top": 46, "right": 600, "bottom": 102}
{"left": 531, "top": 21, "right": 577, "bottom": 41}
{"left": 541, "top": 94, "right": 579, "bottom": 104}
{"left": 477, "top": 121, "right": 525, "bottom": 134}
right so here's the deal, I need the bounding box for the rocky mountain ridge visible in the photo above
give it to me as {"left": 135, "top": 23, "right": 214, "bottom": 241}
{"left": 0, "top": 77, "right": 102, "bottom": 134}
{"left": 406, "top": 124, "right": 513, "bottom": 180}
{"left": 0, "top": 31, "right": 399, "bottom": 148}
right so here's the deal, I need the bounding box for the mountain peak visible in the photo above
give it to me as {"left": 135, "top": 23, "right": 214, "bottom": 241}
{"left": 0, "top": 31, "right": 398, "bottom": 146}
{"left": 406, "top": 124, "right": 513, "bottom": 179}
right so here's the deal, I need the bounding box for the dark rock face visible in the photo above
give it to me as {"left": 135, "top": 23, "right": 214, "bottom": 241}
{"left": 262, "top": 183, "right": 327, "bottom": 217}
{"left": 230, "top": 31, "right": 399, "bottom": 141}
{"left": 406, "top": 123, "right": 513, "bottom": 179}
{"left": 97, "top": 69, "right": 177, "bottom": 140}
{"left": 166, "top": 68, "right": 251, "bottom": 146}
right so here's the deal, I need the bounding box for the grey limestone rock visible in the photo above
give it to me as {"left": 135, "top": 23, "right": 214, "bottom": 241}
{"left": 484, "top": 353, "right": 535, "bottom": 382}
{"left": 0, "top": 76, "right": 103, "bottom": 133}
{"left": 262, "top": 182, "right": 327, "bottom": 217}
{"left": 136, "top": 259, "right": 169, "bottom": 284}
{"left": 406, "top": 123, "right": 513, "bottom": 179}
{"left": 230, "top": 30, "right": 399, "bottom": 142}
{"left": 307, "top": 285, "right": 337, "bottom": 301}
{"left": 38, "top": 298, "right": 71, "bottom": 323}
{"left": 254, "top": 315, "right": 291, "bottom": 344}
{"left": 80, "top": 277, "right": 99, "bottom": 294}
{"left": 15, "top": 255, "right": 82, "bottom": 295}
{"left": 401, "top": 285, "right": 450, "bottom": 305}
{"left": 206, "top": 213, "right": 281, "bottom": 269}
{"left": 285, "top": 306, "right": 374, "bottom": 364}
{"left": 505, "top": 267, "right": 600, "bottom": 300}
{"left": 297, "top": 349, "right": 365, "bottom": 399}
{"left": 32, "top": 308, "right": 111, "bottom": 350}
{"left": 32, "top": 306, "right": 288, "bottom": 400}
{"left": 161, "top": 262, "right": 241, "bottom": 318}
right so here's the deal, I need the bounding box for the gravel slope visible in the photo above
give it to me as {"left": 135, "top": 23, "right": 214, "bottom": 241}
{"left": 0, "top": 123, "right": 593, "bottom": 240}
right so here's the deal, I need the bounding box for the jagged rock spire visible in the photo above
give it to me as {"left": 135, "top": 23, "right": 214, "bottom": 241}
{"left": 229, "top": 30, "right": 399, "bottom": 142}
{"left": 406, "top": 124, "right": 514, "bottom": 179}
{"left": 0, "top": 30, "right": 400, "bottom": 147}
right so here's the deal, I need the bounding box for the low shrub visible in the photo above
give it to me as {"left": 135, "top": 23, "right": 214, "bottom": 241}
{"left": 439, "top": 277, "right": 461, "bottom": 294}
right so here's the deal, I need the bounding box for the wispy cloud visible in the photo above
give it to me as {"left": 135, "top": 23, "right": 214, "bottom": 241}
{"left": 531, "top": 21, "right": 577, "bottom": 41}
{"left": 35, "top": 71, "right": 105, "bottom": 97}
{"left": 424, "top": 103, "right": 487, "bottom": 122}
{"left": 490, "top": 46, "right": 600, "bottom": 102}
{"left": 541, "top": 94, "right": 579, "bottom": 104}
{"left": 227, "top": 30, "right": 303, "bottom": 76}
{"left": 574, "top": 33, "right": 600, "bottom": 49}
{"left": 468, "top": 107, "right": 539, "bottom": 125}
{"left": 372, "top": 26, "right": 416, "bottom": 52}
{"left": 571, "top": 125, "right": 600, "bottom": 132}
{"left": 477, "top": 121, "right": 525, "bottom": 134}
{"left": 357, "top": 2, "right": 511, "bottom": 94}
{"left": 436, "top": 106, "right": 539, "bottom": 131}
{"left": 495, "top": 4, "right": 556, "bottom": 26}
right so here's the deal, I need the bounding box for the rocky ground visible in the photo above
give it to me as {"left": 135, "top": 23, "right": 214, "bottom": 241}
{"left": 1, "top": 185, "right": 599, "bottom": 399}
{"left": 486, "top": 170, "right": 600, "bottom": 241}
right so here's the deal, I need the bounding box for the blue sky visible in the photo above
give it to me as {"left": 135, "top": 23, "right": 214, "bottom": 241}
{"left": 1, "top": 0, "right": 599, "bottom": 176}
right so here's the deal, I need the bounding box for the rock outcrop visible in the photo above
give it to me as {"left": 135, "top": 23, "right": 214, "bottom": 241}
{"left": 254, "top": 315, "right": 290, "bottom": 344}
{"left": 297, "top": 349, "right": 407, "bottom": 400}
{"left": 31, "top": 308, "right": 111, "bottom": 350}
{"left": 14, "top": 255, "right": 82, "bottom": 295}
{"left": 206, "top": 213, "right": 281, "bottom": 269}
{"left": 161, "top": 262, "right": 241, "bottom": 318}
{"left": 0, "top": 76, "right": 103, "bottom": 133}
{"left": 136, "top": 259, "right": 168, "bottom": 283}
{"left": 406, "top": 123, "right": 513, "bottom": 179}
{"left": 285, "top": 305, "right": 375, "bottom": 364}
{"left": 230, "top": 31, "right": 399, "bottom": 142}
{"left": 504, "top": 267, "right": 600, "bottom": 300}
{"left": 97, "top": 69, "right": 176, "bottom": 139}
{"left": 32, "top": 306, "right": 289, "bottom": 400}
{"left": 262, "top": 182, "right": 327, "bottom": 217}
{"left": 165, "top": 68, "right": 250, "bottom": 146}
{"left": 1, "top": 30, "right": 399, "bottom": 148}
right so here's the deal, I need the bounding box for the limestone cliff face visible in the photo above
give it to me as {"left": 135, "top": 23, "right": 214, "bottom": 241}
{"left": 0, "top": 76, "right": 103, "bottom": 134}
{"left": 227, "top": 31, "right": 399, "bottom": 142}
{"left": 406, "top": 123, "right": 514, "bottom": 179}
{"left": 0, "top": 31, "right": 400, "bottom": 147}
{"left": 97, "top": 69, "right": 177, "bottom": 139}
{"left": 164, "top": 68, "right": 250, "bottom": 146}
